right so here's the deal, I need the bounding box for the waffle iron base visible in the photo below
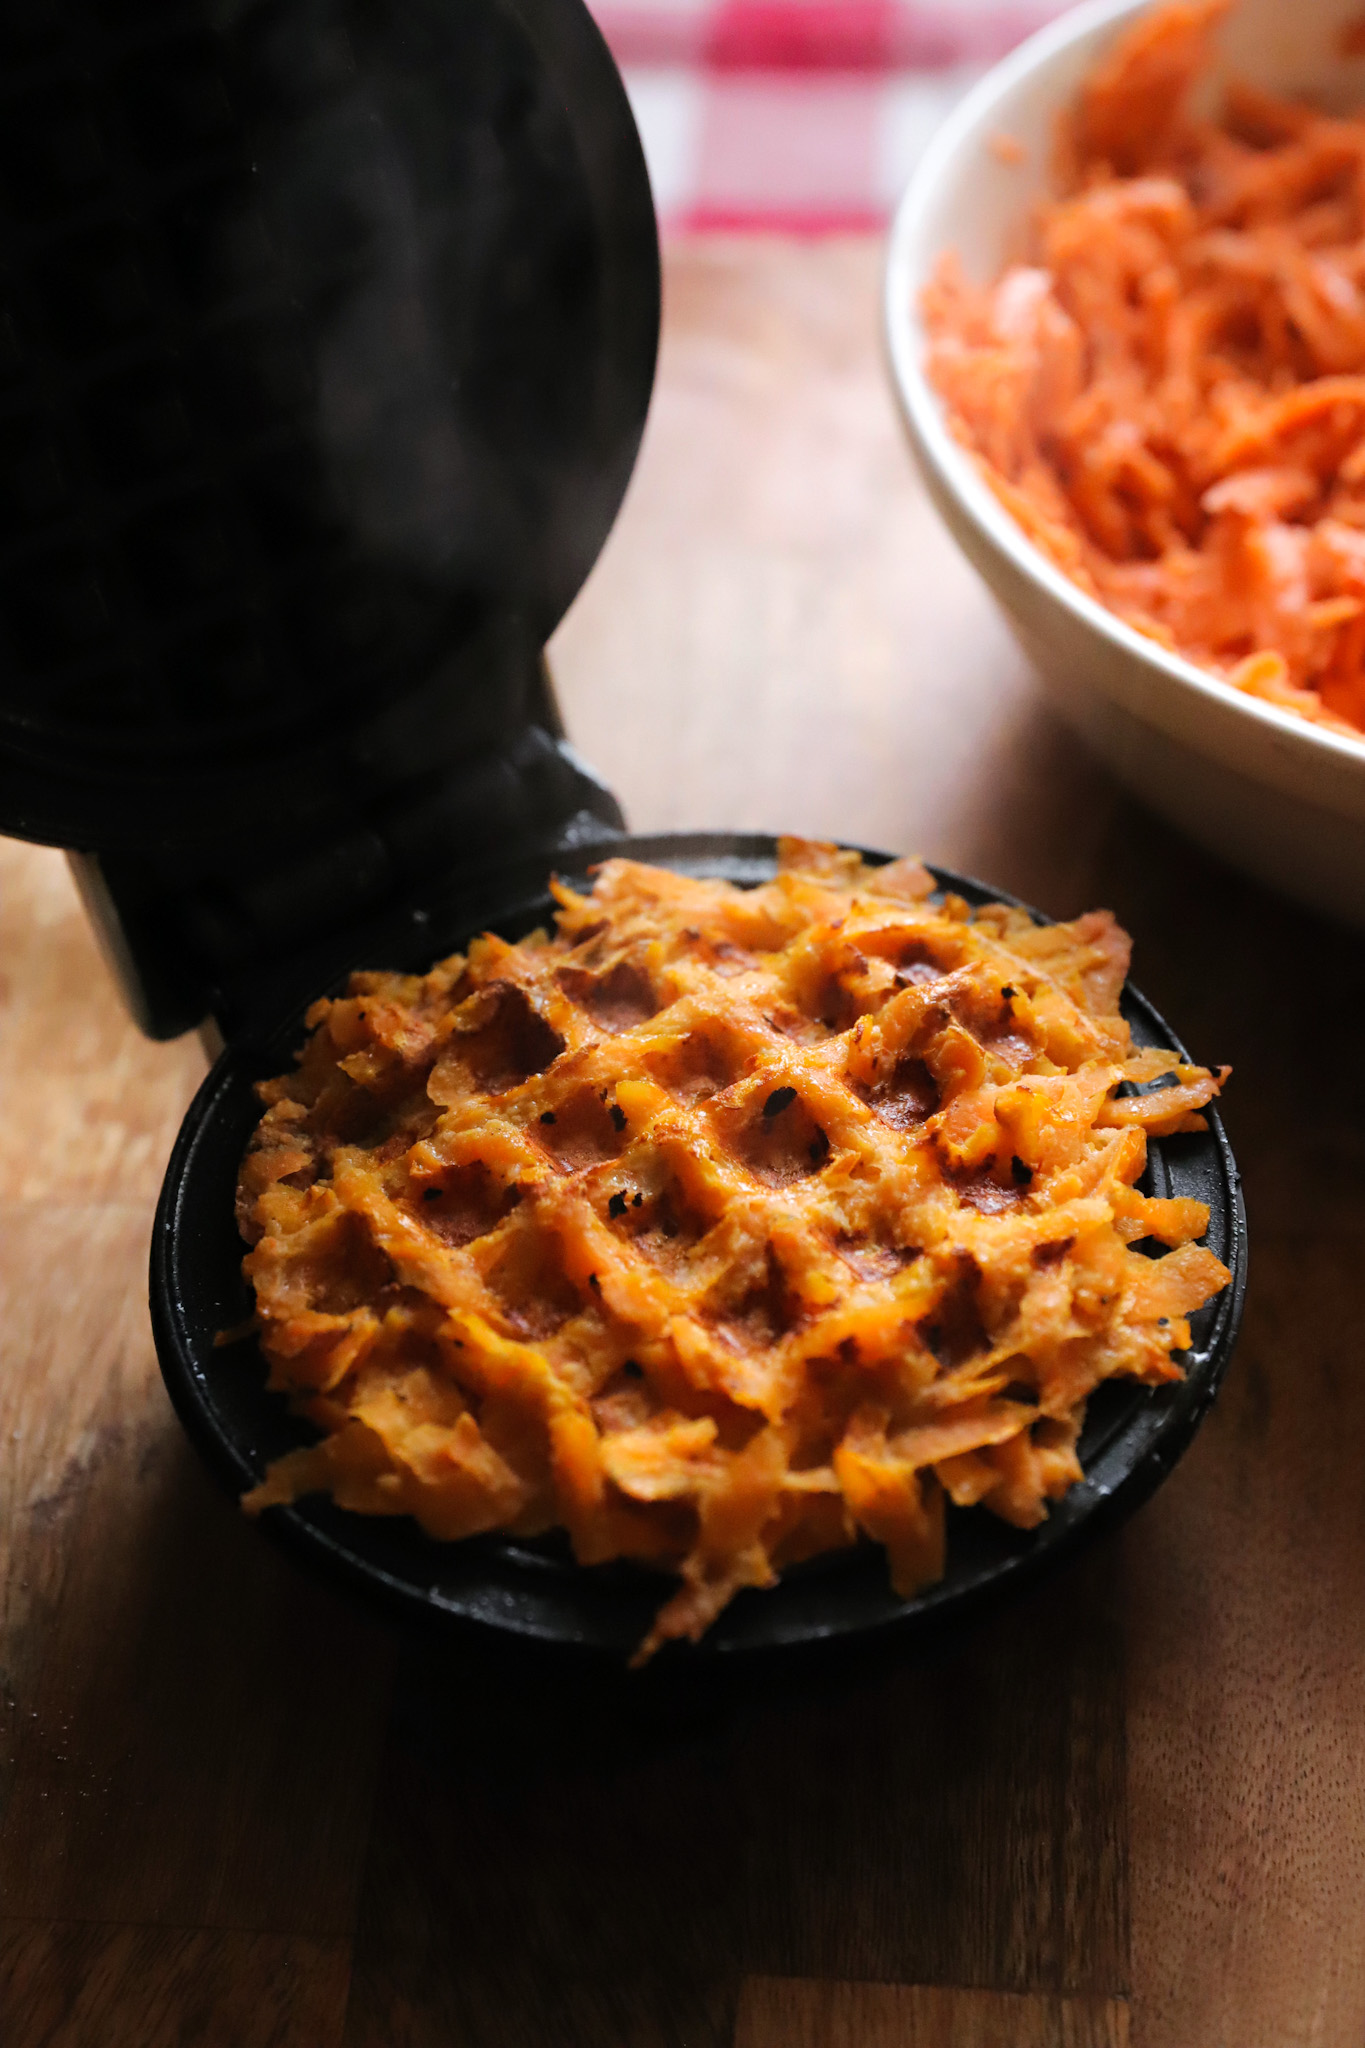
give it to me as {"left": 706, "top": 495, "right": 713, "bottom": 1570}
{"left": 150, "top": 832, "right": 1247, "bottom": 1663}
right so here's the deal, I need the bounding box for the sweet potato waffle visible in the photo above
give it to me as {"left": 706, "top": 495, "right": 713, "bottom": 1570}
{"left": 236, "top": 840, "right": 1231, "bottom": 1660}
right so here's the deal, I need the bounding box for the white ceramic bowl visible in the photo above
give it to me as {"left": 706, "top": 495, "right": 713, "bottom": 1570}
{"left": 885, "top": 0, "right": 1365, "bottom": 926}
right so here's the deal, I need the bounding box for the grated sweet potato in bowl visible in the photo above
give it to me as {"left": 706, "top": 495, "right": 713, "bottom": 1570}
{"left": 235, "top": 840, "right": 1230, "bottom": 1662}
{"left": 924, "top": 0, "right": 1365, "bottom": 740}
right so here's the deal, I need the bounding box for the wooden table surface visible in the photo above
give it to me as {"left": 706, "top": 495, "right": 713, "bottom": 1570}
{"left": 4, "top": 236, "right": 1365, "bottom": 2048}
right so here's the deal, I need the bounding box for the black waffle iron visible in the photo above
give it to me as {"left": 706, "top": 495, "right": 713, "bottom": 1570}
{"left": 0, "top": 0, "right": 1245, "bottom": 1660}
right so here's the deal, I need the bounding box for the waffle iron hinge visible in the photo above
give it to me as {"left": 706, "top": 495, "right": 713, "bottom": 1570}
{"left": 68, "top": 661, "right": 625, "bottom": 1053}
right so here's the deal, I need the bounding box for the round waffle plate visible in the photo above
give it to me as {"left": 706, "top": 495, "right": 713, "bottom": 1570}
{"left": 151, "top": 832, "right": 1246, "bottom": 1661}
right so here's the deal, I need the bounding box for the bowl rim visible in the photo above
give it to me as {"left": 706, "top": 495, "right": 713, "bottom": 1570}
{"left": 882, "top": 0, "right": 1365, "bottom": 780}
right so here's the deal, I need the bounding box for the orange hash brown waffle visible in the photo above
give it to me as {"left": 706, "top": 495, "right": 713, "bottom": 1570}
{"left": 236, "top": 839, "right": 1231, "bottom": 1662}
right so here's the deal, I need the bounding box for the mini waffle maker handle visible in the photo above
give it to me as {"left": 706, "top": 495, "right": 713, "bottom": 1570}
{"left": 0, "top": 0, "right": 658, "bottom": 1042}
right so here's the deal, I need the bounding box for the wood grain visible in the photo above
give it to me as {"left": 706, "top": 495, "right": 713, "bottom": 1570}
{"left": 733, "top": 1978, "right": 1129, "bottom": 2048}
{"left": 341, "top": 1546, "right": 1125, "bottom": 2048}
{"left": 0, "top": 1360, "right": 393, "bottom": 1931}
{"left": 0, "top": 842, "right": 204, "bottom": 1205}
{"left": 0, "top": 1204, "right": 153, "bottom": 1829}
{"left": 2, "top": 233, "right": 1365, "bottom": 2046}
{"left": 550, "top": 237, "right": 1119, "bottom": 922}
{"left": 0, "top": 839, "right": 393, "bottom": 2011}
{"left": 1125, "top": 1238, "right": 1365, "bottom": 2046}
{"left": 0, "top": 1923, "right": 350, "bottom": 2048}
{"left": 548, "top": 234, "right": 1365, "bottom": 2044}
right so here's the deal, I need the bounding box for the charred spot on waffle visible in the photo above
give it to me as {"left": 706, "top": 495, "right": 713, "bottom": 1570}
{"left": 644, "top": 1027, "right": 740, "bottom": 1104}
{"left": 891, "top": 936, "right": 960, "bottom": 986}
{"left": 485, "top": 1224, "right": 584, "bottom": 1340}
{"left": 410, "top": 1162, "right": 520, "bottom": 1247}
{"left": 308, "top": 1070, "right": 438, "bottom": 1152}
{"left": 449, "top": 981, "right": 564, "bottom": 1094}
{"left": 944, "top": 974, "right": 1035, "bottom": 1064}
{"left": 975, "top": 994, "right": 1036, "bottom": 1063}
{"left": 537, "top": 1086, "right": 627, "bottom": 1171}
{"left": 724, "top": 1245, "right": 802, "bottom": 1343}
{"left": 917, "top": 1262, "right": 990, "bottom": 1368}
{"left": 615, "top": 1178, "right": 711, "bottom": 1265}
{"left": 803, "top": 962, "right": 868, "bottom": 1032}
{"left": 1033, "top": 1236, "right": 1074, "bottom": 1268}
{"left": 763, "top": 1002, "right": 827, "bottom": 1043}
{"left": 733, "top": 1085, "right": 832, "bottom": 1187}
{"left": 709, "top": 1243, "right": 803, "bottom": 1345}
{"left": 950, "top": 1163, "right": 1027, "bottom": 1216}
{"left": 291, "top": 1209, "right": 396, "bottom": 1316}
{"left": 558, "top": 959, "right": 660, "bottom": 1033}
{"left": 704, "top": 938, "right": 755, "bottom": 977}
{"left": 863, "top": 1053, "right": 940, "bottom": 1132}
{"left": 835, "top": 1234, "right": 921, "bottom": 1282}
{"left": 783, "top": 1346, "right": 884, "bottom": 1449}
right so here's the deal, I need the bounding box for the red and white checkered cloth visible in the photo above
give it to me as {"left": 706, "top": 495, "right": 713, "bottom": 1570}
{"left": 587, "top": 0, "right": 1073, "bottom": 230}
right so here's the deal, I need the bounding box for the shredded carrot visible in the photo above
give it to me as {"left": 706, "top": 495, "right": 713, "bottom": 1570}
{"left": 923, "top": 0, "right": 1365, "bottom": 740}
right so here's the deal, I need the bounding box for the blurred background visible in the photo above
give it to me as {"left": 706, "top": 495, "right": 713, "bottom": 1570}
{"left": 589, "top": 0, "right": 1071, "bottom": 230}
{"left": 551, "top": 0, "right": 1103, "bottom": 917}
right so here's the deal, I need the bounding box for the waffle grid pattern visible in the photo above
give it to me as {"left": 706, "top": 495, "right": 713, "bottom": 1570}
{"left": 237, "top": 843, "right": 1229, "bottom": 1658}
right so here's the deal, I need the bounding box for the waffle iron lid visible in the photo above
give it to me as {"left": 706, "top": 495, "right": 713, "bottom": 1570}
{"left": 0, "top": 0, "right": 659, "bottom": 854}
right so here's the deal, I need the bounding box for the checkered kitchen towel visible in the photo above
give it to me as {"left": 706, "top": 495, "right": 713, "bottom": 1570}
{"left": 587, "top": 0, "right": 1073, "bottom": 230}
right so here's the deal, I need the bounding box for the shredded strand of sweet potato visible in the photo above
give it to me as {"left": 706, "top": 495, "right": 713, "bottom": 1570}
{"left": 924, "top": 0, "right": 1365, "bottom": 738}
{"left": 236, "top": 842, "right": 1230, "bottom": 1660}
